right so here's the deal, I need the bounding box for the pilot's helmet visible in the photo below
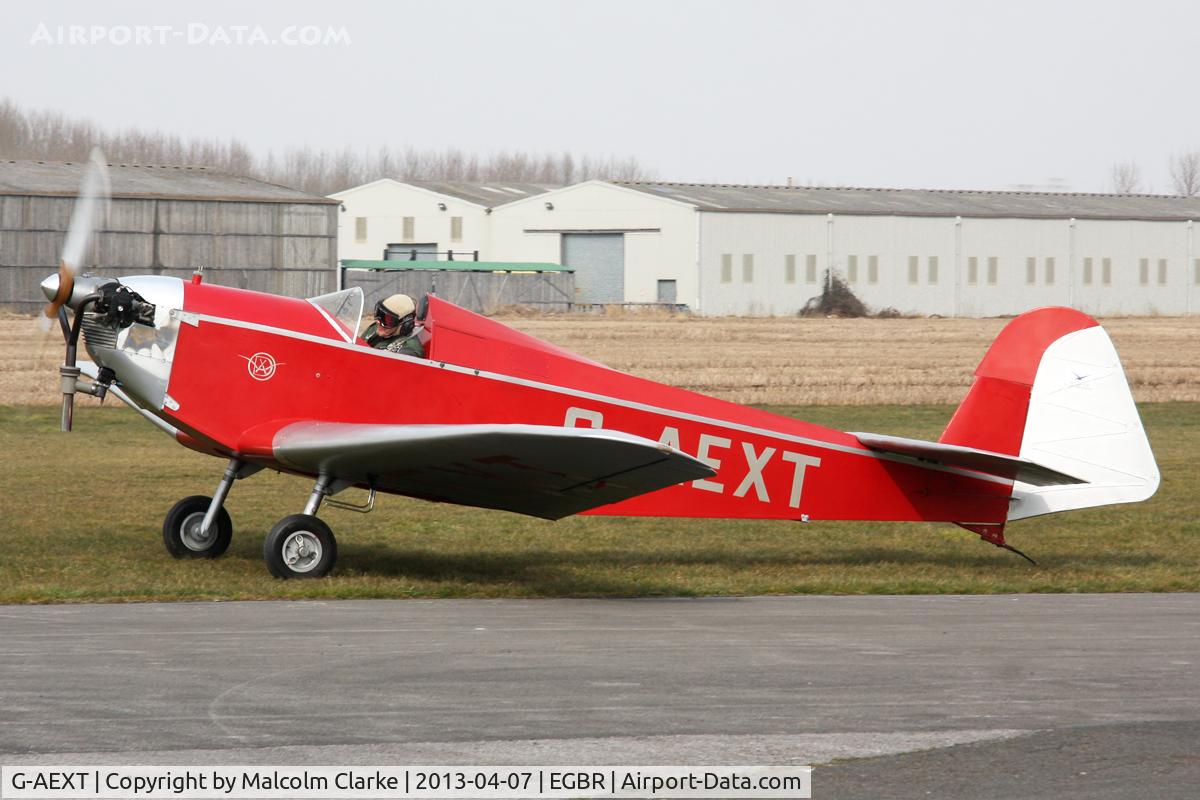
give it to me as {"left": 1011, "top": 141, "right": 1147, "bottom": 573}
{"left": 375, "top": 293, "right": 416, "bottom": 336}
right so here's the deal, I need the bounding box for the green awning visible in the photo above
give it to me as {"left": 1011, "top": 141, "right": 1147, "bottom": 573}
{"left": 341, "top": 259, "right": 572, "bottom": 272}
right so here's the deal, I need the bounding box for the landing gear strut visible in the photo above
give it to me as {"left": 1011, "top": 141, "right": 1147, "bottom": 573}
{"left": 162, "top": 458, "right": 261, "bottom": 559}
{"left": 168, "top": 466, "right": 365, "bottom": 578}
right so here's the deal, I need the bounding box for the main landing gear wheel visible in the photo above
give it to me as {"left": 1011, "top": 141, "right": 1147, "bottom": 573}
{"left": 263, "top": 514, "right": 337, "bottom": 579}
{"left": 162, "top": 495, "right": 233, "bottom": 559}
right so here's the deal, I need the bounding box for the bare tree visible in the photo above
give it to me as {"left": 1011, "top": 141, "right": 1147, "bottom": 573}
{"left": 0, "top": 97, "right": 657, "bottom": 194}
{"left": 1110, "top": 161, "right": 1143, "bottom": 194}
{"left": 1169, "top": 151, "right": 1200, "bottom": 197}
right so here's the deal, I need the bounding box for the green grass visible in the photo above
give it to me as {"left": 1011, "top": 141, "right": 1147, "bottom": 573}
{"left": 0, "top": 403, "right": 1195, "bottom": 603}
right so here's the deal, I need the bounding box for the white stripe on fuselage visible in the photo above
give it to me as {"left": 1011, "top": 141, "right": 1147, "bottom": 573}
{"left": 175, "top": 310, "right": 1013, "bottom": 487}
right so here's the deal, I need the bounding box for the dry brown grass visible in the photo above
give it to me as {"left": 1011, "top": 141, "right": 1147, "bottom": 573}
{"left": 496, "top": 313, "right": 1200, "bottom": 405}
{"left": 4, "top": 312, "right": 1198, "bottom": 406}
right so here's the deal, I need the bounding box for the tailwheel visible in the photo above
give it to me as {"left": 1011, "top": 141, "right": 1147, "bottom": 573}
{"left": 264, "top": 514, "right": 337, "bottom": 579}
{"left": 163, "top": 495, "right": 233, "bottom": 559}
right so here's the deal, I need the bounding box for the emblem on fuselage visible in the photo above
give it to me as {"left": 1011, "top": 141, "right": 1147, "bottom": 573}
{"left": 240, "top": 352, "right": 282, "bottom": 382}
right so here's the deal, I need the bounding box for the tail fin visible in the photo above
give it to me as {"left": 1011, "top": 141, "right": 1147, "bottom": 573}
{"left": 941, "top": 307, "right": 1159, "bottom": 521}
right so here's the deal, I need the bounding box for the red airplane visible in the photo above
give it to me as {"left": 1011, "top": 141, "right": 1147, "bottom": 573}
{"left": 40, "top": 155, "right": 1160, "bottom": 578}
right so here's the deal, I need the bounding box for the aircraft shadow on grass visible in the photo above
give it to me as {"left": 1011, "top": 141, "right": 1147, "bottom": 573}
{"left": 325, "top": 544, "right": 1169, "bottom": 587}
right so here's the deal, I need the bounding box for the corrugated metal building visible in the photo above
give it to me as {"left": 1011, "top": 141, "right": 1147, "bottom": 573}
{"left": 495, "top": 181, "right": 1200, "bottom": 316}
{"left": 333, "top": 177, "right": 1200, "bottom": 316}
{"left": 1, "top": 159, "right": 338, "bottom": 312}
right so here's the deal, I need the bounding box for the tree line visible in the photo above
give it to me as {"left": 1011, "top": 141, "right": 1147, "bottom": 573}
{"left": 0, "top": 97, "right": 655, "bottom": 195}
{"left": 7, "top": 97, "right": 1198, "bottom": 198}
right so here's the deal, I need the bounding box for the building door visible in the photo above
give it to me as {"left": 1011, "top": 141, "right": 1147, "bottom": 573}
{"left": 385, "top": 242, "right": 439, "bottom": 260}
{"left": 656, "top": 279, "right": 677, "bottom": 304}
{"left": 562, "top": 233, "right": 624, "bottom": 304}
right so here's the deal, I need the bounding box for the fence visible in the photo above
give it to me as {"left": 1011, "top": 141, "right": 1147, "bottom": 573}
{"left": 342, "top": 261, "right": 575, "bottom": 314}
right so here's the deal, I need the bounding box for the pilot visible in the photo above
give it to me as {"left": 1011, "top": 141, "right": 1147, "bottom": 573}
{"left": 363, "top": 293, "right": 426, "bottom": 358}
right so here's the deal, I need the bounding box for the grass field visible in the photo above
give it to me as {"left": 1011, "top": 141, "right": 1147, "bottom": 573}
{"left": 1, "top": 402, "right": 1193, "bottom": 604}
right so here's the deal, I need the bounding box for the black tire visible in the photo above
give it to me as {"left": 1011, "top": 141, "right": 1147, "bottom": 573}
{"left": 263, "top": 514, "right": 337, "bottom": 579}
{"left": 163, "top": 495, "right": 233, "bottom": 559}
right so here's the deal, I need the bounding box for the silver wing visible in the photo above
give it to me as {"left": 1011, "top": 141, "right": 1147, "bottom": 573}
{"left": 272, "top": 422, "right": 716, "bottom": 520}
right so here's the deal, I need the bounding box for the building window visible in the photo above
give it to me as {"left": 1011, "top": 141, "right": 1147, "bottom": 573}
{"left": 785, "top": 254, "right": 797, "bottom": 284}
{"left": 908, "top": 256, "right": 919, "bottom": 284}
{"left": 1045, "top": 257, "right": 1055, "bottom": 285}
{"left": 355, "top": 217, "right": 367, "bottom": 243}
{"left": 967, "top": 256, "right": 978, "bottom": 285}
{"left": 402, "top": 217, "right": 415, "bottom": 241}
{"left": 742, "top": 254, "right": 754, "bottom": 283}
{"left": 1139, "top": 258, "right": 1149, "bottom": 285}
{"left": 721, "top": 254, "right": 733, "bottom": 283}
{"left": 450, "top": 216, "right": 463, "bottom": 242}
{"left": 1102, "top": 258, "right": 1112, "bottom": 285}
{"left": 847, "top": 254, "right": 858, "bottom": 283}
{"left": 657, "top": 279, "right": 677, "bottom": 304}
{"left": 987, "top": 256, "right": 998, "bottom": 285}
{"left": 1026, "top": 257, "right": 1036, "bottom": 284}
{"left": 1158, "top": 258, "right": 1168, "bottom": 285}
{"left": 927, "top": 256, "right": 939, "bottom": 284}
{"left": 805, "top": 254, "right": 817, "bottom": 283}
{"left": 1083, "top": 257, "right": 1093, "bottom": 285}
{"left": 868, "top": 255, "right": 879, "bottom": 284}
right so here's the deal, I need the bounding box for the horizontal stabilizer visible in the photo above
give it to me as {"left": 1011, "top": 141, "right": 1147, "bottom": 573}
{"left": 852, "top": 432, "right": 1086, "bottom": 487}
{"left": 271, "top": 422, "right": 715, "bottom": 520}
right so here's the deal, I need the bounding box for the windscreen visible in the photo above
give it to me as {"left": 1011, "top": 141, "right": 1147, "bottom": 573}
{"left": 307, "top": 286, "right": 365, "bottom": 343}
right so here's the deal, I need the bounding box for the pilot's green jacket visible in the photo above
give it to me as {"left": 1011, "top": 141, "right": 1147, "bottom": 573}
{"left": 362, "top": 323, "right": 426, "bottom": 358}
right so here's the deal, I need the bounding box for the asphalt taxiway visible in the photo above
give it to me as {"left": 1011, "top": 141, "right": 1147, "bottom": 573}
{"left": 1, "top": 595, "right": 1197, "bottom": 798}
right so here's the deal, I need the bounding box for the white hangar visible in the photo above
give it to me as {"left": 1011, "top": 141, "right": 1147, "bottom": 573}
{"left": 329, "top": 179, "right": 559, "bottom": 264}
{"left": 333, "top": 178, "right": 1200, "bottom": 316}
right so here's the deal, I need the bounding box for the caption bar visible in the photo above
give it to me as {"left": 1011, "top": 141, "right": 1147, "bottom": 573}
{"left": 1, "top": 766, "right": 811, "bottom": 799}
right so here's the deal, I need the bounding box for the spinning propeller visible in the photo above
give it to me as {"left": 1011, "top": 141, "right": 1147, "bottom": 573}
{"left": 40, "top": 149, "right": 111, "bottom": 334}
{"left": 37, "top": 150, "right": 113, "bottom": 430}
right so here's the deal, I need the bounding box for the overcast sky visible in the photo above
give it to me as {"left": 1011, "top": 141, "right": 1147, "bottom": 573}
{"left": 3, "top": 0, "right": 1197, "bottom": 193}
